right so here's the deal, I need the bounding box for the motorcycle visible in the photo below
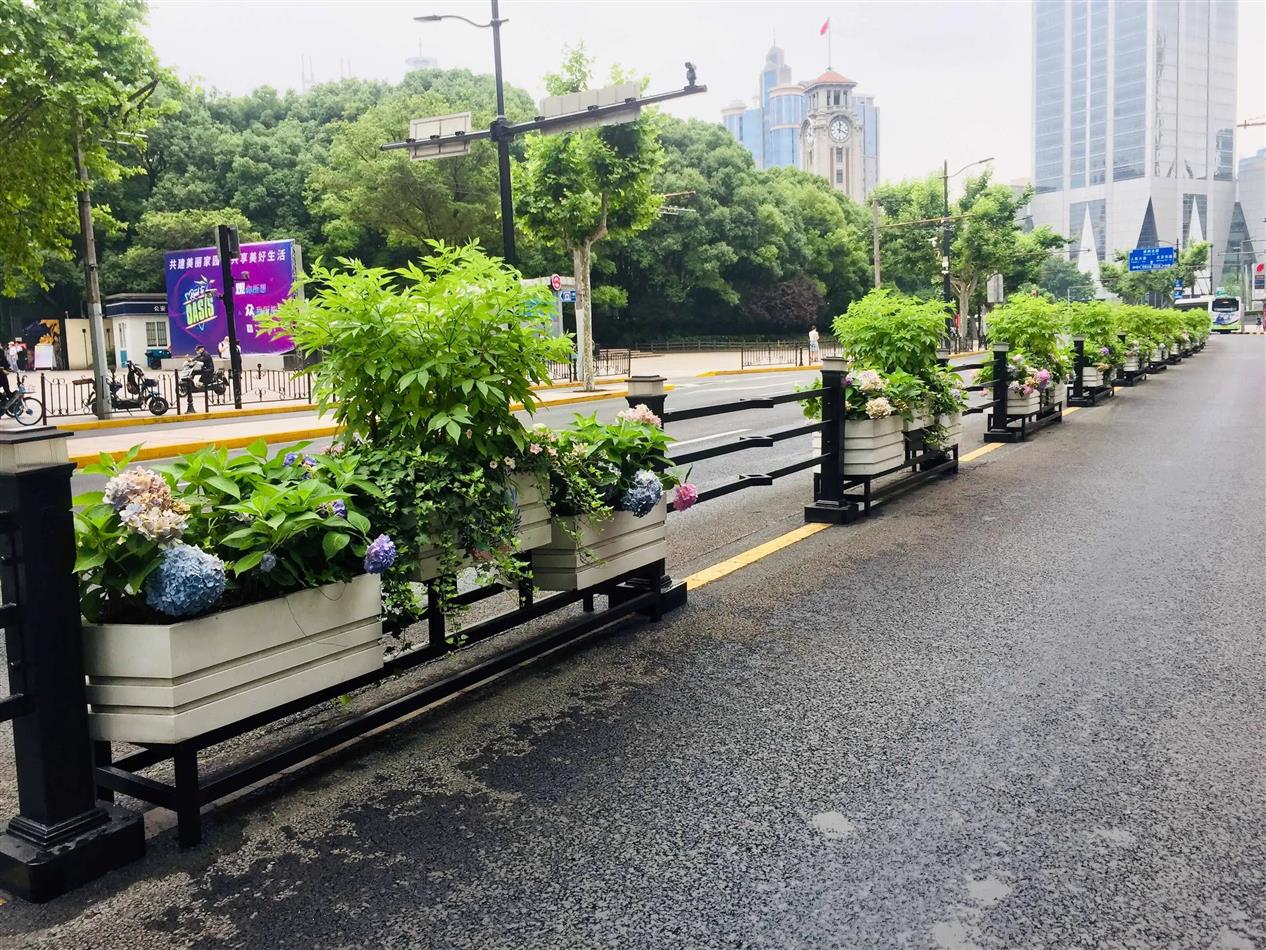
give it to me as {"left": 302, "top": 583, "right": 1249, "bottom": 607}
{"left": 80, "top": 362, "right": 170, "bottom": 416}
{"left": 176, "top": 357, "right": 229, "bottom": 401}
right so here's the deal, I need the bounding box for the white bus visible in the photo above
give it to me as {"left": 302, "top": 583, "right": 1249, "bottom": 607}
{"left": 1174, "top": 295, "right": 1243, "bottom": 333}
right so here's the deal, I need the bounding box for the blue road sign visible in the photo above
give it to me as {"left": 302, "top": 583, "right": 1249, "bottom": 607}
{"left": 1129, "top": 246, "right": 1176, "bottom": 272}
{"left": 559, "top": 289, "right": 577, "bottom": 303}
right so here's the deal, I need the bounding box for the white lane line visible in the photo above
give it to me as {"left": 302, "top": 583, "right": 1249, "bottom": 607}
{"left": 672, "top": 428, "right": 750, "bottom": 447}
{"left": 698, "top": 381, "right": 805, "bottom": 395}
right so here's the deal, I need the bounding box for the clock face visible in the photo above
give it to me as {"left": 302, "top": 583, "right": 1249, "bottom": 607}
{"left": 829, "top": 117, "right": 851, "bottom": 143}
{"left": 803, "top": 122, "right": 816, "bottom": 145}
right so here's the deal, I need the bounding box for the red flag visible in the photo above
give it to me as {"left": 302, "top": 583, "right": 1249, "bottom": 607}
{"left": 820, "top": 17, "right": 830, "bottom": 35}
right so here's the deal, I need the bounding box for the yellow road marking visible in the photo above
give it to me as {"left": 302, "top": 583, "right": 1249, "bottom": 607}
{"left": 959, "top": 442, "right": 1003, "bottom": 463}
{"left": 1063, "top": 406, "right": 1081, "bottom": 415}
{"left": 685, "top": 523, "right": 830, "bottom": 589}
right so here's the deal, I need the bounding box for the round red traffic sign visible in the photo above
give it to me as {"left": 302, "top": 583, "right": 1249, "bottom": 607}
{"left": 549, "top": 273, "right": 563, "bottom": 292}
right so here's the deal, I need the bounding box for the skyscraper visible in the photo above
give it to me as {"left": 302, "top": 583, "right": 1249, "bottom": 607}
{"left": 721, "top": 45, "right": 880, "bottom": 200}
{"left": 1029, "top": 0, "right": 1239, "bottom": 289}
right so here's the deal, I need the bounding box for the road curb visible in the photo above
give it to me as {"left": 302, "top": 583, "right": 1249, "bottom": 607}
{"left": 57, "top": 401, "right": 317, "bottom": 433}
{"left": 697, "top": 366, "right": 818, "bottom": 377}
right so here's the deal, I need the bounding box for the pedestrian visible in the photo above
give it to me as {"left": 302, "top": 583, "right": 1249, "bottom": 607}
{"left": 808, "top": 324, "right": 821, "bottom": 364}
{"left": 6, "top": 340, "right": 20, "bottom": 373}
{"left": 218, "top": 336, "right": 231, "bottom": 360}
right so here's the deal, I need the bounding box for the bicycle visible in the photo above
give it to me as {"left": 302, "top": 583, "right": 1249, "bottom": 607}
{"left": 1, "top": 376, "right": 44, "bottom": 427}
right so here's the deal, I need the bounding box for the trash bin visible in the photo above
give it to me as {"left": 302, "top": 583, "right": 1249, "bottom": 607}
{"left": 145, "top": 347, "right": 171, "bottom": 369}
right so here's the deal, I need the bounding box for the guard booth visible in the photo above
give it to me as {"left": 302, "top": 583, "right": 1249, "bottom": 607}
{"left": 104, "top": 293, "right": 170, "bottom": 371}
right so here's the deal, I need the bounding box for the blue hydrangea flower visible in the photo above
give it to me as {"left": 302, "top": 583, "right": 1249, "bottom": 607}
{"left": 332, "top": 499, "right": 347, "bottom": 519}
{"left": 363, "top": 534, "right": 397, "bottom": 574}
{"left": 620, "top": 469, "right": 663, "bottom": 518}
{"left": 260, "top": 552, "right": 277, "bottom": 573}
{"left": 283, "top": 452, "right": 298, "bottom": 466}
{"left": 144, "top": 544, "right": 226, "bottom": 619}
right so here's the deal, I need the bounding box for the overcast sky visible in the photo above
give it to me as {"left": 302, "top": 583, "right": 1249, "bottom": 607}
{"left": 144, "top": 0, "right": 1265, "bottom": 190}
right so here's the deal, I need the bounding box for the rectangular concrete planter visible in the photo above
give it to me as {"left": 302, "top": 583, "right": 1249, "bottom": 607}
{"left": 83, "top": 574, "right": 384, "bottom": 744}
{"left": 530, "top": 498, "right": 667, "bottom": 591}
{"left": 902, "top": 411, "right": 932, "bottom": 433}
{"left": 841, "top": 415, "right": 905, "bottom": 476}
{"left": 414, "top": 473, "right": 551, "bottom": 582}
{"left": 1124, "top": 356, "right": 1141, "bottom": 372}
{"left": 1081, "top": 368, "right": 1104, "bottom": 388}
{"left": 1006, "top": 390, "right": 1040, "bottom": 416}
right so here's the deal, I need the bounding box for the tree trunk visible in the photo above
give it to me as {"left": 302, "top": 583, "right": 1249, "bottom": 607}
{"left": 572, "top": 242, "right": 596, "bottom": 391}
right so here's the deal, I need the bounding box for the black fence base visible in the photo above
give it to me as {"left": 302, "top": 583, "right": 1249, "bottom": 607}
{"left": 985, "top": 405, "right": 1063, "bottom": 442}
{"left": 0, "top": 804, "right": 144, "bottom": 903}
{"left": 1114, "top": 369, "right": 1147, "bottom": 387}
{"left": 94, "top": 568, "right": 683, "bottom": 850}
{"left": 804, "top": 499, "right": 862, "bottom": 524}
{"left": 1166, "top": 354, "right": 1183, "bottom": 365}
{"left": 1067, "top": 383, "right": 1115, "bottom": 407}
{"left": 1148, "top": 361, "right": 1168, "bottom": 373}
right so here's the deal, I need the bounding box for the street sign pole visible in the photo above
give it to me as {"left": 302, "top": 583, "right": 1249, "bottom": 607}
{"left": 215, "top": 225, "right": 243, "bottom": 410}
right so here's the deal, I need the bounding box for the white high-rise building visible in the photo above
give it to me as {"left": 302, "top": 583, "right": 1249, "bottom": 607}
{"left": 1029, "top": 0, "right": 1238, "bottom": 290}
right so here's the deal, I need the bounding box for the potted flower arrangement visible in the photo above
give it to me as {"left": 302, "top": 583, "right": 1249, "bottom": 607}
{"left": 262, "top": 242, "right": 574, "bottom": 622}
{"left": 831, "top": 288, "right": 966, "bottom": 449}
{"left": 1067, "top": 301, "right": 1122, "bottom": 389}
{"left": 976, "top": 296, "right": 1068, "bottom": 414}
{"left": 75, "top": 443, "right": 395, "bottom": 744}
{"left": 529, "top": 407, "right": 690, "bottom": 590}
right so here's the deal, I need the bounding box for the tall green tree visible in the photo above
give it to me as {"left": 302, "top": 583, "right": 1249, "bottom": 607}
{"left": 101, "top": 208, "right": 260, "bottom": 292}
{"left": 0, "top": 0, "right": 166, "bottom": 294}
{"left": 517, "top": 48, "right": 664, "bottom": 389}
{"left": 1035, "top": 254, "right": 1097, "bottom": 302}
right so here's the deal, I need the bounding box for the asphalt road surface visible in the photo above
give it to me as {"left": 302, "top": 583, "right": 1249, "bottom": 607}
{"left": 3, "top": 338, "right": 1263, "bottom": 948}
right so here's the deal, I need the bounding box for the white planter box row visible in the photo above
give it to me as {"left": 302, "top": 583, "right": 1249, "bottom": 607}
{"left": 1007, "top": 390, "right": 1040, "bottom": 416}
{"left": 812, "top": 412, "right": 962, "bottom": 476}
{"left": 82, "top": 490, "right": 673, "bottom": 744}
{"left": 1124, "top": 356, "right": 1142, "bottom": 372}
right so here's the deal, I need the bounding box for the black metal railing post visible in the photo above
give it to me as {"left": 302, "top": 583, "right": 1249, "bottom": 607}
{"left": 983, "top": 343, "right": 1011, "bottom": 441}
{"left": 0, "top": 428, "right": 144, "bottom": 902}
{"left": 625, "top": 375, "right": 668, "bottom": 421}
{"left": 805, "top": 355, "right": 854, "bottom": 524}
{"left": 1072, "top": 335, "right": 1086, "bottom": 402}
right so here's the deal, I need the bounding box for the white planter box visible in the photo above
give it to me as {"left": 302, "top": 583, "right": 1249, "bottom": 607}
{"left": 1080, "top": 367, "right": 1103, "bottom": 387}
{"left": 1124, "top": 356, "right": 1141, "bottom": 372}
{"left": 842, "top": 415, "right": 905, "bottom": 476}
{"left": 530, "top": 498, "right": 667, "bottom": 591}
{"left": 414, "top": 473, "right": 551, "bottom": 582}
{"left": 902, "top": 411, "right": 931, "bottom": 433}
{"left": 83, "top": 574, "right": 384, "bottom": 744}
{"left": 1006, "top": 390, "right": 1040, "bottom": 416}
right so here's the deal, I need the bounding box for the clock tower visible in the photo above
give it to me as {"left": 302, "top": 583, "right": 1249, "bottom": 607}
{"left": 801, "top": 70, "right": 867, "bottom": 202}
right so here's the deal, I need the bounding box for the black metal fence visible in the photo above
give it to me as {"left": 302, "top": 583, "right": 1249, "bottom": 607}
{"left": 34, "top": 365, "right": 314, "bottom": 422}
{"left": 739, "top": 340, "right": 843, "bottom": 369}
{"left": 546, "top": 348, "right": 633, "bottom": 383}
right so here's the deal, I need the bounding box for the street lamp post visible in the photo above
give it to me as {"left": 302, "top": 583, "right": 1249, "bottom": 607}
{"left": 416, "top": 1, "right": 516, "bottom": 266}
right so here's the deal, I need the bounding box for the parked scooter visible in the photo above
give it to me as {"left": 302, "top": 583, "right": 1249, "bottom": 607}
{"left": 80, "top": 362, "right": 170, "bottom": 416}
{"left": 176, "top": 357, "right": 229, "bottom": 401}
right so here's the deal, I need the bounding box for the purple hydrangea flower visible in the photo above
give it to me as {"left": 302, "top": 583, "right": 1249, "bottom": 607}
{"left": 260, "top": 552, "right": 277, "bottom": 573}
{"left": 363, "top": 534, "right": 397, "bottom": 574}
{"left": 144, "top": 544, "right": 226, "bottom": 618}
{"left": 620, "top": 469, "right": 663, "bottom": 518}
{"left": 284, "top": 452, "right": 298, "bottom": 466}
{"left": 1099, "top": 346, "right": 1111, "bottom": 356}
{"left": 332, "top": 499, "right": 347, "bottom": 518}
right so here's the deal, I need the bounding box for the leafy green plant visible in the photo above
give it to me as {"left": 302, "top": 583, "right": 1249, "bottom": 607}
{"left": 985, "top": 295, "right": 1070, "bottom": 381}
{"left": 260, "top": 241, "right": 573, "bottom": 457}
{"left": 74, "top": 442, "right": 382, "bottom": 624}
{"left": 1067, "top": 300, "right": 1123, "bottom": 368}
{"left": 832, "top": 289, "right": 948, "bottom": 378}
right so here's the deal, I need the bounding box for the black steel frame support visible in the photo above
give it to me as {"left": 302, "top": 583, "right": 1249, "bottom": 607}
{"left": 0, "top": 428, "right": 144, "bottom": 903}
{"left": 983, "top": 345, "right": 1018, "bottom": 442}
{"left": 94, "top": 563, "right": 678, "bottom": 849}
{"left": 805, "top": 357, "right": 858, "bottom": 523}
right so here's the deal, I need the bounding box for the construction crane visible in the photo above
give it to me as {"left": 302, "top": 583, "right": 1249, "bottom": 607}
{"left": 1237, "top": 116, "right": 1264, "bottom": 128}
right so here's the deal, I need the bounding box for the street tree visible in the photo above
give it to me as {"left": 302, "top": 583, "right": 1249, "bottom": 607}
{"left": 1034, "top": 254, "right": 1098, "bottom": 302}
{"left": 949, "top": 174, "right": 1064, "bottom": 321}
{"left": 101, "top": 208, "right": 259, "bottom": 292}
{"left": 0, "top": 0, "right": 166, "bottom": 294}
{"left": 517, "top": 48, "right": 665, "bottom": 389}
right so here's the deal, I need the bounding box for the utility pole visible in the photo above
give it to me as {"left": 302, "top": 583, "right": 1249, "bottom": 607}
{"left": 871, "top": 199, "right": 881, "bottom": 289}
{"left": 215, "top": 225, "right": 243, "bottom": 409}
{"left": 941, "top": 158, "right": 952, "bottom": 306}
{"left": 74, "top": 133, "right": 111, "bottom": 420}
{"left": 489, "top": 0, "right": 515, "bottom": 267}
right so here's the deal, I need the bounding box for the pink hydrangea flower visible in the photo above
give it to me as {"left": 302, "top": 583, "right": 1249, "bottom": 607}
{"left": 672, "top": 482, "right": 699, "bottom": 512}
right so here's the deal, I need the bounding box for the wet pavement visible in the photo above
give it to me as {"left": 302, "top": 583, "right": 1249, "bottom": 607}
{"left": 1, "top": 337, "right": 1263, "bottom": 948}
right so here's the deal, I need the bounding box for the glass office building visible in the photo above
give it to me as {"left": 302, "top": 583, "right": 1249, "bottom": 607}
{"left": 1030, "top": 0, "right": 1239, "bottom": 288}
